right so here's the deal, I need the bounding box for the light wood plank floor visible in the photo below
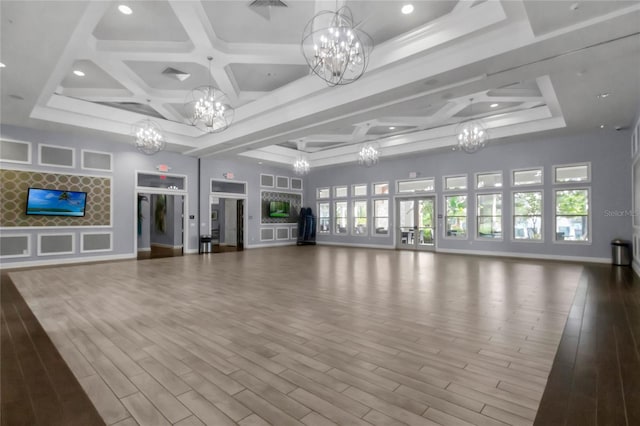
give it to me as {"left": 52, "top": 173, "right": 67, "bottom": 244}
{"left": 9, "top": 246, "right": 584, "bottom": 426}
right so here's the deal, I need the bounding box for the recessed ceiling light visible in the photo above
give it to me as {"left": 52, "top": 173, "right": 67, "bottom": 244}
{"left": 596, "top": 92, "right": 610, "bottom": 99}
{"left": 73, "top": 70, "right": 85, "bottom": 77}
{"left": 0, "top": 62, "right": 5, "bottom": 68}
{"left": 118, "top": 4, "right": 133, "bottom": 15}
{"left": 401, "top": 4, "right": 414, "bottom": 15}
{"left": 490, "top": 103, "right": 499, "bottom": 108}
{"left": 600, "top": 124, "right": 605, "bottom": 129}
{"left": 389, "top": 126, "right": 396, "bottom": 130}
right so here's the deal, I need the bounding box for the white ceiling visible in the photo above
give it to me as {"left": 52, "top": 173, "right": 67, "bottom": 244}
{"left": 1, "top": 0, "right": 639, "bottom": 169}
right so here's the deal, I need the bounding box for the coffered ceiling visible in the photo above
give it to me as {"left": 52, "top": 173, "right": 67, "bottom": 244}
{"left": 1, "top": 1, "right": 639, "bottom": 169}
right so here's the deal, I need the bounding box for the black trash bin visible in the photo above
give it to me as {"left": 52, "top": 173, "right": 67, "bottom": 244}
{"left": 199, "top": 235, "right": 212, "bottom": 254}
{"left": 611, "top": 239, "right": 631, "bottom": 266}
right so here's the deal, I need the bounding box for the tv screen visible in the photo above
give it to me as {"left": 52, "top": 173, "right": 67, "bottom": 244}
{"left": 26, "top": 188, "right": 87, "bottom": 217}
{"left": 269, "top": 201, "right": 290, "bottom": 218}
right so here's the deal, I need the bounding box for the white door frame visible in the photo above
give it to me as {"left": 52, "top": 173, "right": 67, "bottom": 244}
{"left": 394, "top": 196, "right": 437, "bottom": 251}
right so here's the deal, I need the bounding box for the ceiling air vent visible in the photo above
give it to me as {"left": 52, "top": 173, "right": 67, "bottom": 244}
{"left": 162, "top": 67, "right": 190, "bottom": 82}
{"left": 249, "top": 0, "right": 287, "bottom": 7}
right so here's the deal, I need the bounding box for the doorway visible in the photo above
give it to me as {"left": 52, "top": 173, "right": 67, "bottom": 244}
{"left": 137, "top": 193, "right": 184, "bottom": 259}
{"left": 396, "top": 197, "right": 436, "bottom": 251}
{"left": 210, "top": 196, "right": 245, "bottom": 252}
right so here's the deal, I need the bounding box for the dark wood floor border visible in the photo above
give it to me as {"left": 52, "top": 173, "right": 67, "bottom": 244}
{"left": 1, "top": 271, "right": 105, "bottom": 426}
{"left": 534, "top": 264, "right": 640, "bottom": 425}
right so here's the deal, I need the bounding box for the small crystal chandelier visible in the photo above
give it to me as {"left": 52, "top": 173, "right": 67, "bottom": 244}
{"left": 133, "top": 118, "right": 165, "bottom": 155}
{"left": 455, "top": 98, "right": 489, "bottom": 153}
{"left": 358, "top": 143, "right": 379, "bottom": 167}
{"left": 293, "top": 157, "right": 310, "bottom": 176}
{"left": 301, "top": 6, "right": 373, "bottom": 86}
{"left": 184, "top": 56, "right": 234, "bottom": 133}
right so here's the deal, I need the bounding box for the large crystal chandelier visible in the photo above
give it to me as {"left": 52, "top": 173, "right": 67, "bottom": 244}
{"left": 358, "top": 143, "right": 379, "bottom": 167}
{"left": 301, "top": 6, "right": 373, "bottom": 86}
{"left": 455, "top": 98, "right": 489, "bottom": 153}
{"left": 184, "top": 57, "right": 234, "bottom": 133}
{"left": 293, "top": 157, "right": 310, "bottom": 175}
{"left": 133, "top": 119, "right": 165, "bottom": 155}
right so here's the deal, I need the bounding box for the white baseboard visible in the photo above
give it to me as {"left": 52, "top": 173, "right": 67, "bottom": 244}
{"left": 1, "top": 253, "right": 136, "bottom": 270}
{"left": 246, "top": 241, "right": 297, "bottom": 249}
{"left": 317, "top": 241, "right": 395, "bottom": 249}
{"left": 633, "top": 259, "right": 640, "bottom": 277}
{"left": 436, "top": 248, "right": 610, "bottom": 264}
{"left": 137, "top": 248, "right": 151, "bottom": 252}
{"left": 184, "top": 248, "right": 199, "bottom": 254}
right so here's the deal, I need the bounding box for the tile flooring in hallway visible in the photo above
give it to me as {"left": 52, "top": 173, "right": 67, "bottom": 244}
{"left": 5, "top": 247, "right": 589, "bottom": 425}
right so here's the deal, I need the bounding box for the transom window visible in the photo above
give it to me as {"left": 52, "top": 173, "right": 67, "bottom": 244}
{"left": 444, "top": 175, "right": 467, "bottom": 191}
{"left": 476, "top": 172, "right": 502, "bottom": 189}
{"left": 554, "top": 163, "right": 590, "bottom": 183}
{"left": 397, "top": 178, "right": 434, "bottom": 193}
{"left": 373, "top": 182, "right": 389, "bottom": 195}
{"left": 334, "top": 186, "right": 348, "bottom": 198}
{"left": 513, "top": 168, "right": 543, "bottom": 186}
{"left": 317, "top": 187, "right": 330, "bottom": 199}
{"left": 352, "top": 184, "right": 367, "bottom": 197}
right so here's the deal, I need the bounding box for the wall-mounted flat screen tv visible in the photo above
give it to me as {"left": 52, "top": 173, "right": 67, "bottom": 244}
{"left": 26, "top": 188, "right": 87, "bottom": 217}
{"left": 269, "top": 201, "right": 290, "bottom": 218}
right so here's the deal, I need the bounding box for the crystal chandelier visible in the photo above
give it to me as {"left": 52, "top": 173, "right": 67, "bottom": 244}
{"left": 301, "top": 6, "right": 373, "bottom": 86}
{"left": 358, "top": 143, "right": 379, "bottom": 167}
{"left": 293, "top": 157, "right": 310, "bottom": 175}
{"left": 455, "top": 98, "right": 489, "bottom": 153}
{"left": 133, "top": 119, "right": 165, "bottom": 155}
{"left": 184, "top": 57, "right": 234, "bottom": 133}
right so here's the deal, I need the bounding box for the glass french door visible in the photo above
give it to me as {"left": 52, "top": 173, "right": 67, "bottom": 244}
{"left": 396, "top": 197, "right": 436, "bottom": 251}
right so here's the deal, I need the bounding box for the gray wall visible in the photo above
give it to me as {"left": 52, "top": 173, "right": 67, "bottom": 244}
{"left": 199, "top": 157, "right": 303, "bottom": 247}
{"left": 305, "top": 129, "right": 632, "bottom": 260}
{"left": 0, "top": 124, "right": 199, "bottom": 266}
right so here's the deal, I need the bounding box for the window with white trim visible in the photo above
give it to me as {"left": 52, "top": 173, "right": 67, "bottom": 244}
{"left": 334, "top": 201, "right": 348, "bottom": 234}
{"left": 353, "top": 184, "right": 367, "bottom": 197}
{"left": 317, "top": 187, "right": 330, "bottom": 199}
{"left": 373, "top": 199, "right": 389, "bottom": 235}
{"left": 352, "top": 200, "right": 368, "bottom": 235}
{"left": 477, "top": 193, "right": 502, "bottom": 239}
{"left": 334, "top": 186, "right": 348, "bottom": 198}
{"left": 444, "top": 195, "right": 467, "bottom": 238}
{"left": 513, "top": 191, "right": 542, "bottom": 241}
{"left": 373, "top": 182, "right": 389, "bottom": 195}
{"left": 444, "top": 175, "right": 467, "bottom": 191}
{"left": 476, "top": 172, "right": 502, "bottom": 189}
{"left": 397, "top": 178, "right": 434, "bottom": 193}
{"left": 318, "top": 202, "right": 330, "bottom": 233}
{"left": 554, "top": 163, "right": 590, "bottom": 183}
{"left": 555, "top": 189, "right": 589, "bottom": 242}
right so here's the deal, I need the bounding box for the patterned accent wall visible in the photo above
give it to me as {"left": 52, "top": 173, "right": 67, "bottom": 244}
{"left": 261, "top": 191, "right": 302, "bottom": 224}
{"left": 0, "top": 169, "right": 111, "bottom": 227}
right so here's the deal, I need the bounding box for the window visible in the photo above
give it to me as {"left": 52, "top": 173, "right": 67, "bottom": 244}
{"left": 477, "top": 193, "right": 502, "bottom": 239}
{"left": 373, "top": 199, "right": 389, "bottom": 235}
{"left": 555, "top": 189, "right": 589, "bottom": 242}
{"left": 513, "top": 191, "right": 542, "bottom": 241}
{"left": 476, "top": 172, "right": 502, "bottom": 189}
{"left": 554, "top": 163, "right": 590, "bottom": 183}
{"left": 352, "top": 200, "right": 368, "bottom": 235}
{"left": 334, "top": 186, "right": 348, "bottom": 198}
{"left": 318, "top": 202, "right": 330, "bottom": 233}
{"left": 317, "top": 187, "right": 330, "bottom": 199}
{"left": 353, "top": 184, "right": 367, "bottom": 197}
{"left": 513, "top": 168, "right": 543, "bottom": 186}
{"left": 334, "top": 201, "right": 348, "bottom": 234}
{"left": 397, "top": 178, "right": 434, "bottom": 193}
{"left": 444, "top": 175, "right": 467, "bottom": 191}
{"left": 444, "top": 195, "right": 467, "bottom": 238}
{"left": 373, "top": 182, "right": 389, "bottom": 195}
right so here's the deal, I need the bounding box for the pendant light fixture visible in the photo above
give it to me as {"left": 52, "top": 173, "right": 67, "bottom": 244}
{"left": 454, "top": 98, "right": 489, "bottom": 153}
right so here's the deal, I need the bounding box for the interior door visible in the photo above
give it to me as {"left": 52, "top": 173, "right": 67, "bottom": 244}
{"left": 236, "top": 199, "right": 244, "bottom": 251}
{"left": 396, "top": 197, "right": 435, "bottom": 251}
